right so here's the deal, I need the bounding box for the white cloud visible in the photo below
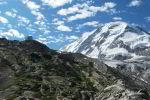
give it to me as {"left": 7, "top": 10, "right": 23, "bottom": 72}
{"left": 18, "top": 16, "right": 30, "bottom": 26}
{"left": 65, "top": 35, "right": 78, "bottom": 41}
{"left": 37, "top": 35, "right": 64, "bottom": 45}
{"left": 5, "top": 9, "right": 18, "bottom": 18}
{"left": 0, "top": 16, "right": 8, "bottom": 23}
{"left": 41, "top": 0, "right": 72, "bottom": 8}
{"left": 0, "top": 29, "right": 24, "bottom": 39}
{"left": 58, "top": 2, "right": 117, "bottom": 21}
{"left": 57, "top": 5, "right": 79, "bottom": 16}
{"left": 145, "top": 17, "right": 150, "bottom": 22}
{"left": 37, "top": 37, "right": 50, "bottom": 45}
{"left": 52, "top": 18, "right": 72, "bottom": 32}
{"left": 88, "top": 2, "right": 117, "bottom": 13}
{"left": 22, "top": 0, "right": 44, "bottom": 21}
{"left": 5, "top": 11, "right": 16, "bottom": 18}
{"left": 52, "top": 18, "right": 64, "bottom": 25}
{"left": 37, "top": 34, "right": 78, "bottom": 45}
{"left": 57, "top": 25, "right": 72, "bottom": 32}
{"left": 82, "top": 21, "right": 99, "bottom": 27}
{"left": 113, "top": 17, "right": 122, "bottom": 21}
{"left": 68, "top": 10, "right": 93, "bottom": 21}
{"left": 31, "top": 11, "right": 44, "bottom": 21}
{"left": 23, "top": 0, "right": 40, "bottom": 10}
{"left": 129, "top": 0, "right": 142, "bottom": 7}
{"left": 0, "top": 1, "right": 7, "bottom": 5}
{"left": 5, "top": 9, "right": 30, "bottom": 28}
{"left": 58, "top": 2, "right": 116, "bottom": 16}
{"left": 22, "top": 0, "right": 50, "bottom": 35}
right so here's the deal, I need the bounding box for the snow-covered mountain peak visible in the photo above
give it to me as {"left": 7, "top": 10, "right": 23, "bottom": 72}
{"left": 64, "top": 21, "right": 150, "bottom": 85}
{"left": 100, "top": 21, "right": 128, "bottom": 34}
{"left": 65, "top": 21, "right": 150, "bottom": 61}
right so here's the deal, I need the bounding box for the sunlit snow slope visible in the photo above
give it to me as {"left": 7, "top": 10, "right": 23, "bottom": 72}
{"left": 65, "top": 21, "right": 150, "bottom": 61}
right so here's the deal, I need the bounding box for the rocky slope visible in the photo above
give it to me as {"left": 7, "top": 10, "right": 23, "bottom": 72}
{"left": 0, "top": 38, "right": 150, "bottom": 100}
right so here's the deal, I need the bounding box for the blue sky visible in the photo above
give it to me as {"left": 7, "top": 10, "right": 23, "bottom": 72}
{"left": 0, "top": 0, "right": 150, "bottom": 50}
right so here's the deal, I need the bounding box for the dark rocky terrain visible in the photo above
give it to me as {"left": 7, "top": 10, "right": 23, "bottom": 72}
{"left": 0, "top": 38, "right": 150, "bottom": 100}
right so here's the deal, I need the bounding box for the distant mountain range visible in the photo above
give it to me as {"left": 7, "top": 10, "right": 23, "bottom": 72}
{"left": 64, "top": 21, "right": 150, "bottom": 84}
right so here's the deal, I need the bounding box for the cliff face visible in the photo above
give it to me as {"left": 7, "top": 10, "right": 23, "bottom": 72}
{"left": 0, "top": 39, "right": 150, "bottom": 100}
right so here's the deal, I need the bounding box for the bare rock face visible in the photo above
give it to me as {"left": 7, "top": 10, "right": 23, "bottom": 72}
{"left": 0, "top": 58, "right": 15, "bottom": 89}
{"left": 0, "top": 39, "right": 150, "bottom": 100}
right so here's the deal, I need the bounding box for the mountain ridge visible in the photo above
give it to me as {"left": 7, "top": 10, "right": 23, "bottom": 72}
{"left": 0, "top": 38, "right": 150, "bottom": 99}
